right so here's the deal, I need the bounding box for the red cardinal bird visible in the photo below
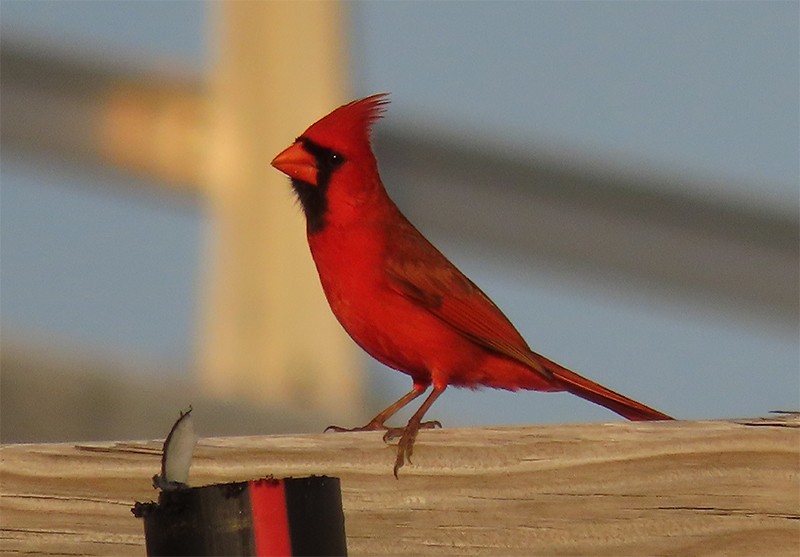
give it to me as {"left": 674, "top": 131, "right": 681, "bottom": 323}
{"left": 271, "top": 94, "right": 672, "bottom": 476}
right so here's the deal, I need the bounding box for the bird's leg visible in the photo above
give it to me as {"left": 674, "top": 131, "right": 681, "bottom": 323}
{"left": 386, "top": 384, "right": 446, "bottom": 477}
{"left": 325, "top": 383, "right": 434, "bottom": 433}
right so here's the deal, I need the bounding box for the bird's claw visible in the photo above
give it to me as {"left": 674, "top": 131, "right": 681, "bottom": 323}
{"left": 328, "top": 418, "right": 442, "bottom": 477}
{"left": 324, "top": 425, "right": 352, "bottom": 433}
{"left": 382, "top": 420, "right": 441, "bottom": 442}
{"left": 385, "top": 420, "right": 442, "bottom": 478}
{"left": 324, "top": 421, "right": 387, "bottom": 433}
{"left": 393, "top": 437, "right": 411, "bottom": 478}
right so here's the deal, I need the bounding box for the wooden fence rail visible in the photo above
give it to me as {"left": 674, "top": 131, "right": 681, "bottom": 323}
{"left": 2, "top": 417, "right": 798, "bottom": 556}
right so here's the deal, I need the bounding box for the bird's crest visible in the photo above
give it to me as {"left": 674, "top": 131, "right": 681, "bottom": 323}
{"left": 301, "top": 93, "right": 390, "bottom": 155}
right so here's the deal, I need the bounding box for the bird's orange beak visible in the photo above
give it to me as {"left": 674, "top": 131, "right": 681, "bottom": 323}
{"left": 271, "top": 142, "right": 319, "bottom": 186}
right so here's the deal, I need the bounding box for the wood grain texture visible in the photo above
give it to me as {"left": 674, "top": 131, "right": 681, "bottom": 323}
{"left": 2, "top": 417, "right": 798, "bottom": 556}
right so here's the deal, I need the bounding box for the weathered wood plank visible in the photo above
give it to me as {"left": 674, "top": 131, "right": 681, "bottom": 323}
{"left": 2, "top": 418, "right": 798, "bottom": 556}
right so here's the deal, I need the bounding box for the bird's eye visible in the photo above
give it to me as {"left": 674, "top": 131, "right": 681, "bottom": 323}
{"left": 328, "top": 152, "right": 345, "bottom": 168}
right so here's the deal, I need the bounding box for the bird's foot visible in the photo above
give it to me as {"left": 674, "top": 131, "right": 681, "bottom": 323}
{"left": 324, "top": 420, "right": 388, "bottom": 433}
{"left": 382, "top": 420, "right": 441, "bottom": 441}
{"left": 383, "top": 420, "right": 442, "bottom": 478}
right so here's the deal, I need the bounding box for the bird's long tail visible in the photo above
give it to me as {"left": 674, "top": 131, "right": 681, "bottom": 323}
{"left": 538, "top": 355, "right": 673, "bottom": 421}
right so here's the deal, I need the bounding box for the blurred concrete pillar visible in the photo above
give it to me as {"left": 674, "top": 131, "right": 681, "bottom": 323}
{"left": 197, "top": 1, "right": 364, "bottom": 422}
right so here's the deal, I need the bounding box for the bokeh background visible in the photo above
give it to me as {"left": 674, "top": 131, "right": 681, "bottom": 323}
{"left": 1, "top": 1, "right": 797, "bottom": 443}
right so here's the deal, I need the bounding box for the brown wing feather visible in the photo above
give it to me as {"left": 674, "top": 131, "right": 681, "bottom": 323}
{"left": 384, "top": 222, "right": 554, "bottom": 382}
{"left": 383, "top": 216, "right": 672, "bottom": 421}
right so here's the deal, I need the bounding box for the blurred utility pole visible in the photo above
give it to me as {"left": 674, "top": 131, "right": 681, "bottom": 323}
{"left": 196, "top": 1, "right": 364, "bottom": 420}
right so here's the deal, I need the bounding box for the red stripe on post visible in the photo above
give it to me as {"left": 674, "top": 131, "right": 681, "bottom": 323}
{"left": 250, "top": 479, "right": 292, "bottom": 557}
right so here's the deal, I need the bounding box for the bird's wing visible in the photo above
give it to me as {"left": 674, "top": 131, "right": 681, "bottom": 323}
{"left": 384, "top": 221, "right": 672, "bottom": 421}
{"left": 384, "top": 226, "right": 554, "bottom": 382}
